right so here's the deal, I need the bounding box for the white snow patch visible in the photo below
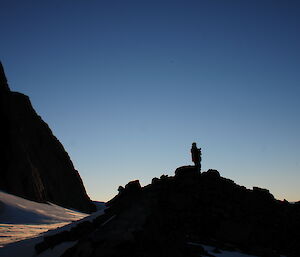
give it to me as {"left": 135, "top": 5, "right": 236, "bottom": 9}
{"left": 202, "top": 244, "right": 258, "bottom": 256}
{"left": 0, "top": 207, "right": 104, "bottom": 257}
{"left": 0, "top": 191, "right": 88, "bottom": 224}
{"left": 0, "top": 190, "right": 89, "bottom": 247}
{"left": 188, "top": 242, "right": 259, "bottom": 257}
{"left": 0, "top": 190, "right": 105, "bottom": 257}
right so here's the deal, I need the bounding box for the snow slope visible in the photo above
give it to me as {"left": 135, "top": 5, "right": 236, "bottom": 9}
{"left": 0, "top": 190, "right": 105, "bottom": 257}
{"left": 0, "top": 190, "right": 100, "bottom": 247}
{"left": 0, "top": 191, "right": 88, "bottom": 224}
{"left": 0, "top": 210, "right": 104, "bottom": 257}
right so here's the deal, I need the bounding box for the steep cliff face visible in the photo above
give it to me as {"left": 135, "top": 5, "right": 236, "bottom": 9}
{"left": 0, "top": 62, "right": 95, "bottom": 213}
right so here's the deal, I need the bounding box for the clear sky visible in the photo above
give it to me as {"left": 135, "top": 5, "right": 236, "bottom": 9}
{"left": 1, "top": 0, "right": 299, "bottom": 202}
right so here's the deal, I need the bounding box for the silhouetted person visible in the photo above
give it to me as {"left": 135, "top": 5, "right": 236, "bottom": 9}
{"left": 191, "top": 142, "right": 201, "bottom": 172}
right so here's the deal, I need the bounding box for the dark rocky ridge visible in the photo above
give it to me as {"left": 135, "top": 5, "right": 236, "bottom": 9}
{"left": 36, "top": 167, "right": 300, "bottom": 257}
{"left": 0, "top": 62, "right": 95, "bottom": 213}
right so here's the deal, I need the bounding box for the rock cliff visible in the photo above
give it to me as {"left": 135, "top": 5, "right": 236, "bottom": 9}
{"left": 0, "top": 62, "right": 95, "bottom": 213}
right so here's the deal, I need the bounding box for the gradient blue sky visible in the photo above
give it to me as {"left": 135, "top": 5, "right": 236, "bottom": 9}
{"left": 1, "top": 0, "right": 299, "bottom": 202}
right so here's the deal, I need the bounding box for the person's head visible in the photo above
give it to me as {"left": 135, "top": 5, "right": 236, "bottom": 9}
{"left": 192, "top": 142, "right": 197, "bottom": 147}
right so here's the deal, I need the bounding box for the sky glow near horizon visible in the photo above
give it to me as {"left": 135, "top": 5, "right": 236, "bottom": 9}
{"left": 1, "top": 0, "right": 299, "bottom": 202}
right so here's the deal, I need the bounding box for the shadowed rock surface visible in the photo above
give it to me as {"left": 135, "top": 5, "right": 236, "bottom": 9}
{"left": 37, "top": 167, "right": 300, "bottom": 257}
{"left": 0, "top": 62, "right": 95, "bottom": 213}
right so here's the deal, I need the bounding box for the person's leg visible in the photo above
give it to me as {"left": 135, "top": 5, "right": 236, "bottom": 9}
{"left": 195, "top": 163, "right": 200, "bottom": 173}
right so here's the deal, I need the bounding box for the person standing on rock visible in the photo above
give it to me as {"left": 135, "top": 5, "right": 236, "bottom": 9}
{"left": 191, "top": 142, "right": 201, "bottom": 172}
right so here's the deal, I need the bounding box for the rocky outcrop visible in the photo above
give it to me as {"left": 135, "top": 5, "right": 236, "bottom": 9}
{"left": 0, "top": 62, "right": 95, "bottom": 213}
{"left": 36, "top": 167, "right": 300, "bottom": 257}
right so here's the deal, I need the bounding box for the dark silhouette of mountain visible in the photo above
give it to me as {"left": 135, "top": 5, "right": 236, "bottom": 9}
{"left": 0, "top": 62, "right": 95, "bottom": 213}
{"left": 36, "top": 167, "right": 300, "bottom": 257}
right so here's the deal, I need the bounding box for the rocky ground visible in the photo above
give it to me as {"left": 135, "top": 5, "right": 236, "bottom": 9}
{"left": 34, "top": 167, "right": 300, "bottom": 257}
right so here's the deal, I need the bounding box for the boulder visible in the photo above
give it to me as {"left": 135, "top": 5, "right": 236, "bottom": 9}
{"left": 175, "top": 165, "right": 198, "bottom": 177}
